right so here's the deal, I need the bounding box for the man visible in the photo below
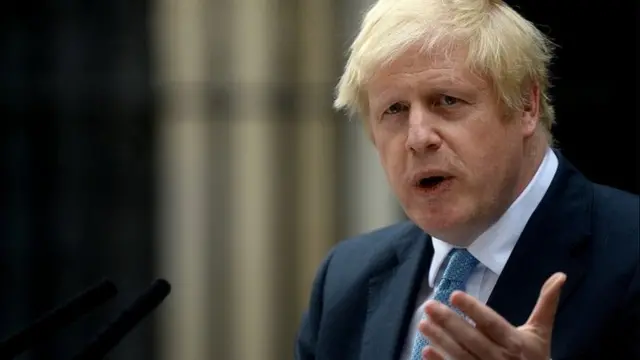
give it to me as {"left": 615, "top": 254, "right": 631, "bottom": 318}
{"left": 295, "top": 0, "right": 639, "bottom": 359}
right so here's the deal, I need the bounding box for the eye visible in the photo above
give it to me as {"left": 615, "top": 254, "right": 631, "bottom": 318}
{"left": 436, "top": 95, "right": 459, "bottom": 107}
{"left": 383, "top": 102, "right": 409, "bottom": 115}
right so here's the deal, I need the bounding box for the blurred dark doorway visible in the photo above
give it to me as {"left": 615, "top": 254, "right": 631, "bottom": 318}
{"left": 1, "top": 2, "right": 157, "bottom": 360}
{"left": 511, "top": 0, "right": 638, "bottom": 194}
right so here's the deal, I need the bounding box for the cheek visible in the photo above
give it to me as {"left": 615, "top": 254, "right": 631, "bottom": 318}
{"left": 471, "top": 142, "right": 508, "bottom": 175}
{"left": 464, "top": 133, "right": 521, "bottom": 190}
{"left": 374, "top": 139, "right": 406, "bottom": 183}
{"left": 449, "top": 129, "right": 509, "bottom": 184}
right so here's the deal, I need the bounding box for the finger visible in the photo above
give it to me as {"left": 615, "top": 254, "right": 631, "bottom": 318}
{"left": 424, "top": 300, "right": 495, "bottom": 359}
{"left": 423, "top": 345, "right": 446, "bottom": 360}
{"left": 450, "top": 291, "right": 517, "bottom": 348}
{"left": 419, "top": 318, "right": 477, "bottom": 360}
{"left": 526, "top": 272, "right": 566, "bottom": 332}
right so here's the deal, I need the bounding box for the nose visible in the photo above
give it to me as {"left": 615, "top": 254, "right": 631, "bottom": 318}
{"left": 405, "top": 107, "right": 442, "bottom": 154}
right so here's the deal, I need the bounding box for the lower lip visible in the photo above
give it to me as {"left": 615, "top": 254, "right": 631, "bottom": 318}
{"left": 412, "top": 177, "right": 454, "bottom": 195}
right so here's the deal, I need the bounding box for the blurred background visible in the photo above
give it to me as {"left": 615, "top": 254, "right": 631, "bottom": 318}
{"left": 0, "top": 0, "right": 636, "bottom": 359}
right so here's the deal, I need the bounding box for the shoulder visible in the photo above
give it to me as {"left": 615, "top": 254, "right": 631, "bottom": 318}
{"left": 587, "top": 185, "right": 640, "bottom": 356}
{"left": 591, "top": 183, "right": 639, "bottom": 224}
{"left": 314, "top": 220, "right": 423, "bottom": 293}
{"left": 588, "top": 183, "right": 639, "bottom": 281}
{"left": 330, "top": 221, "right": 423, "bottom": 266}
{"left": 330, "top": 220, "right": 419, "bottom": 260}
{"left": 590, "top": 183, "right": 638, "bottom": 245}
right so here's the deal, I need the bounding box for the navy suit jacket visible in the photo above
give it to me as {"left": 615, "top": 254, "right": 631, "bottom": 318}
{"left": 295, "top": 153, "right": 639, "bottom": 360}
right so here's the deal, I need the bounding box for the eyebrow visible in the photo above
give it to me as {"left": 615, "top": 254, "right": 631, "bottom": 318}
{"left": 368, "top": 88, "right": 402, "bottom": 114}
{"left": 369, "top": 80, "right": 481, "bottom": 109}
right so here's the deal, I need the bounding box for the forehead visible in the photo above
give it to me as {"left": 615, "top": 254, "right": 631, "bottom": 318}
{"left": 367, "top": 48, "right": 488, "bottom": 95}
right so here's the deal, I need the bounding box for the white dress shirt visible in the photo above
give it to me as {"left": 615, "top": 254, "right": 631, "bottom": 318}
{"left": 399, "top": 147, "right": 559, "bottom": 359}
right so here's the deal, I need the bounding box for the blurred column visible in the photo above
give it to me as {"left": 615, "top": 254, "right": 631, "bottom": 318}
{"left": 341, "top": 0, "right": 403, "bottom": 236}
{"left": 153, "top": 0, "right": 216, "bottom": 359}
{"left": 228, "top": 0, "right": 279, "bottom": 359}
{"left": 345, "top": 129, "right": 401, "bottom": 235}
{"left": 294, "top": 0, "right": 338, "bottom": 312}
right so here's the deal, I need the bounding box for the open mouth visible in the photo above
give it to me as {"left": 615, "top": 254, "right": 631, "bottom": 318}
{"left": 415, "top": 176, "right": 451, "bottom": 191}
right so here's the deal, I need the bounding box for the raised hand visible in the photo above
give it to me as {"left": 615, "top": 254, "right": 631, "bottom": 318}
{"left": 418, "top": 272, "right": 566, "bottom": 360}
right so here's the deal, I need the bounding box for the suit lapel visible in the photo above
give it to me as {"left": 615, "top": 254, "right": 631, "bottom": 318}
{"left": 487, "top": 152, "right": 592, "bottom": 327}
{"left": 360, "top": 226, "right": 434, "bottom": 360}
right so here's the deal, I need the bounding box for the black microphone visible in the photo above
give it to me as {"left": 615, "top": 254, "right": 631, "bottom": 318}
{"left": 71, "top": 278, "right": 171, "bottom": 360}
{"left": 0, "top": 279, "right": 118, "bottom": 359}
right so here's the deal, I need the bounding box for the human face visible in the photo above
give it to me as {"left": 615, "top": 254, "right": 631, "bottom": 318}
{"left": 366, "top": 48, "right": 540, "bottom": 245}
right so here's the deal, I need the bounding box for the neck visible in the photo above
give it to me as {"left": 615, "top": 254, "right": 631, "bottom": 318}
{"left": 514, "top": 132, "right": 549, "bottom": 200}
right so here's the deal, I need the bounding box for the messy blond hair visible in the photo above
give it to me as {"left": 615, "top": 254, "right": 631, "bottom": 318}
{"left": 334, "top": 0, "right": 556, "bottom": 143}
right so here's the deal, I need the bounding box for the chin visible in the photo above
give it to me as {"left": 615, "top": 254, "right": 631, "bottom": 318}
{"left": 408, "top": 209, "right": 458, "bottom": 231}
{"left": 405, "top": 205, "right": 474, "bottom": 242}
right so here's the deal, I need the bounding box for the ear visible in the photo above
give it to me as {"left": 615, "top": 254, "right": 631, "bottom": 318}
{"left": 521, "top": 83, "right": 540, "bottom": 138}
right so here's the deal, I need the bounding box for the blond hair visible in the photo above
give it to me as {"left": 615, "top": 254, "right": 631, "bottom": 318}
{"left": 334, "top": 0, "right": 556, "bottom": 143}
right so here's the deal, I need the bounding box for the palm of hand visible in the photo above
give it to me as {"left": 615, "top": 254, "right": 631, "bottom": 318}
{"left": 419, "top": 273, "right": 565, "bottom": 360}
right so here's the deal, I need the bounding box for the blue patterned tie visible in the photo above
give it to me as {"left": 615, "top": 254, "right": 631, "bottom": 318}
{"left": 409, "top": 249, "right": 479, "bottom": 360}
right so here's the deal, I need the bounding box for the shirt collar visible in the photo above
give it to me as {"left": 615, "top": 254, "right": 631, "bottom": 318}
{"left": 428, "top": 147, "right": 559, "bottom": 288}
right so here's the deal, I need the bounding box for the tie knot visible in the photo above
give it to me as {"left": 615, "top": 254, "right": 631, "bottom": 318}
{"left": 441, "top": 249, "right": 478, "bottom": 283}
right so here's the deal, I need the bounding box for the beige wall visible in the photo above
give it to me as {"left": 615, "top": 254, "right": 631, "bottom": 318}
{"left": 152, "top": 0, "right": 402, "bottom": 359}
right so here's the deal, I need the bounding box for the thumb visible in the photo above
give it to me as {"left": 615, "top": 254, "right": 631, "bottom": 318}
{"left": 525, "top": 272, "right": 566, "bottom": 332}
